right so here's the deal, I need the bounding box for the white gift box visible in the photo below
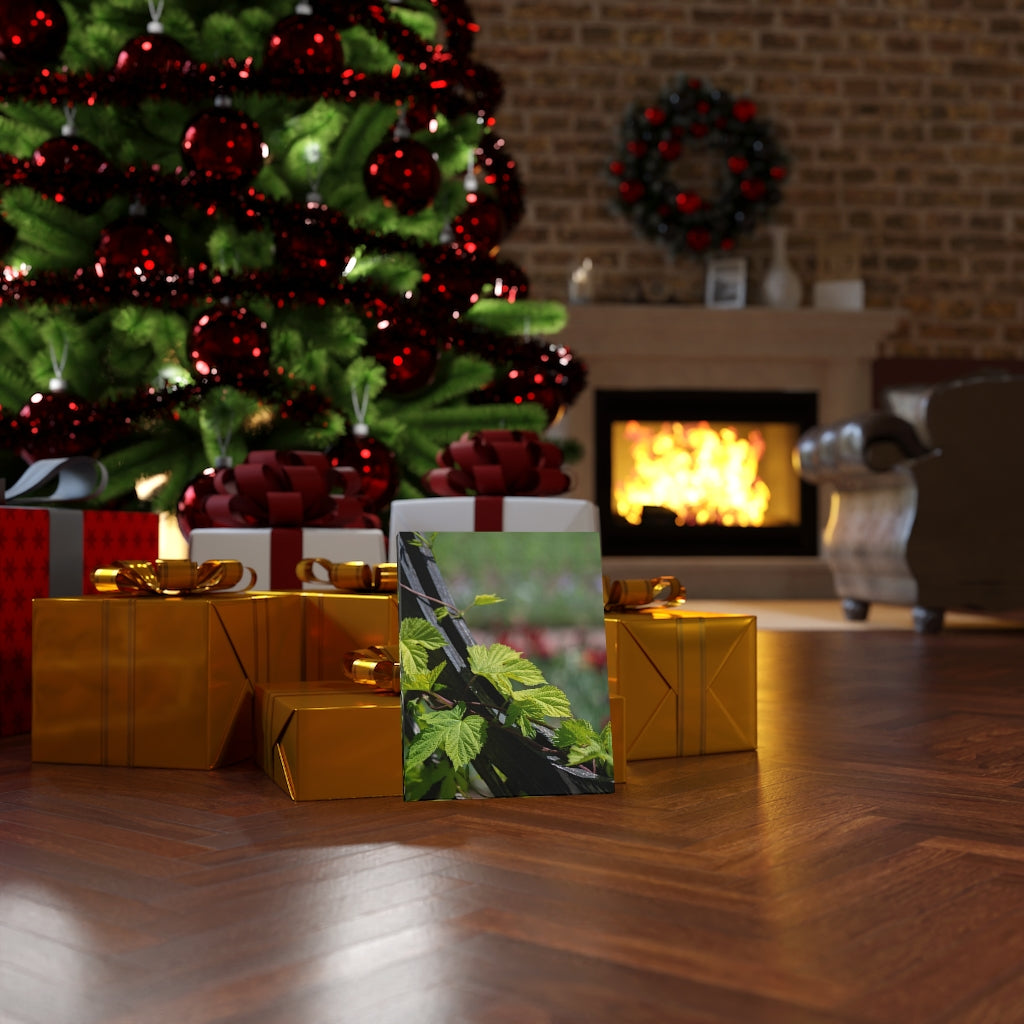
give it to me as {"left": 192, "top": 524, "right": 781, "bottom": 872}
{"left": 387, "top": 496, "right": 599, "bottom": 557}
{"left": 189, "top": 527, "right": 387, "bottom": 592}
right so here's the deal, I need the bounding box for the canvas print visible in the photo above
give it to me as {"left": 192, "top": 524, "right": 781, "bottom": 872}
{"left": 396, "top": 531, "right": 615, "bottom": 800}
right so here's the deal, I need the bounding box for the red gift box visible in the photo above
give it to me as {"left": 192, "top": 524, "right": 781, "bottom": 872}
{"left": 0, "top": 502, "right": 159, "bottom": 737}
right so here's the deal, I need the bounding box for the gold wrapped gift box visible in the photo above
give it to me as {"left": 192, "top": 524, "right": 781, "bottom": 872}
{"left": 303, "top": 592, "right": 398, "bottom": 681}
{"left": 31, "top": 570, "right": 399, "bottom": 773}
{"left": 256, "top": 682, "right": 402, "bottom": 800}
{"left": 32, "top": 593, "right": 304, "bottom": 769}
{"left": 605, "top": 610, "right": 756, "bottom": 761}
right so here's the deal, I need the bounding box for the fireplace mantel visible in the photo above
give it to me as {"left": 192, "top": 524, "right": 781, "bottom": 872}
{"left": 555, "top": 304, "right": 905, "bottom": 598}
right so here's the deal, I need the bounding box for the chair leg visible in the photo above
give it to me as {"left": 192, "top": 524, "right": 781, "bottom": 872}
{"left": 913, "top": 606, "right": 944, "bottom": 634}
{"left": 842, "top": 598, "right": 869, "bottom": 621}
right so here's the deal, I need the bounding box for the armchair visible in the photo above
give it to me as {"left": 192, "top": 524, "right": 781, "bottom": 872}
{"left": 794, "top": 373, "right": 1024, "bottom": 632}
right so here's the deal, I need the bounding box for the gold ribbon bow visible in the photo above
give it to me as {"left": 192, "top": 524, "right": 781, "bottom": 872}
{"left": 603, "top": 574, "right": 686, "bottom": 611}
{"left": 343, "top": 645, "right": 400, "bottom": 692}
{"left": 295, "top": 559, "right": 398, "bottom": 592}
{"left": 91, "top": 559, "right": 254, "bottom": 596}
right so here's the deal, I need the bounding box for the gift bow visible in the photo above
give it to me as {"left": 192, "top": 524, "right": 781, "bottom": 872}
{"left": 603, "top": 575, "right": 686, "bottom": 611}
{"left": 295, "top": 559, "right": 398, "bottom": 592}
{"left": 192, "top": 450, "right": 378, "bottom": 530}
{"left": 423, "top": 429, "right": 570, "bottom": 497}
{"left": 343, "top": 645, "right": 400, "bottom": 692}
{"left": 91, "top": 559, "right": 254, "bottom": 596}
{"left": 1, "top": 455, "right": 108, "bottom": 504}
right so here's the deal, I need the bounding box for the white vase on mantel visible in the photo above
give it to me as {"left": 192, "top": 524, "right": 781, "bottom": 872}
{"left": 761, "top": 225, "right": 803, "bottom": 309}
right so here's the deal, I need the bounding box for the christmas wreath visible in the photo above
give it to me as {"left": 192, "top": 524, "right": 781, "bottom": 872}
{"left": 609, "top": 77, "right": 789, "bottom": 258}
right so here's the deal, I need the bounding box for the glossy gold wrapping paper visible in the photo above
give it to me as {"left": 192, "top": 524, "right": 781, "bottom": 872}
{"left": 604, "top": 611, "right": 756, "bottom": 761}
{"left": 303, "top": 592, "right": 399, "bottom": 681}
{"left": 31, "top": 593, "right": 303, "bottom": 769}
{"left": 255, "top": 682, "right": 402, "bottom": 800}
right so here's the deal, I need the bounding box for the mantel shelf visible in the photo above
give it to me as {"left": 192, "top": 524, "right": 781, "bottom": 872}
{"left": 556, "top": 303, "right": 905, "bottom": 598}
{"left": 559, "top": 304, "right": 904, "bottom": 361}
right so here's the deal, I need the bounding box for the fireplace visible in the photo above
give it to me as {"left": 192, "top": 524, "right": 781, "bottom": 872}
{"left": 595, "top": 389, "right": 818, "bottom": 557}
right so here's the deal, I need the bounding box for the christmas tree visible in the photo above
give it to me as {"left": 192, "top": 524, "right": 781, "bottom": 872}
{"left": 0, "top": 0, "right": 583, "bottom": 522}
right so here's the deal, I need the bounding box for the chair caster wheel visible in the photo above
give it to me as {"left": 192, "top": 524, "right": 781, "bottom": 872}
{"left": 913, "top": 607, "right": 944, "bottom": 633}
{"left": 842, "top": 598, "right": 869, "bottom": 621}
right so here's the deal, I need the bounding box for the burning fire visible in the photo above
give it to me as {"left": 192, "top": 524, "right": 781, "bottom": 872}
{"left": 614, "top": 420, "right": 771, "bottom": 527}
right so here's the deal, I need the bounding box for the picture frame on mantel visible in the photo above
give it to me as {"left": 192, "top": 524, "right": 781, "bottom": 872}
{"left": 704, "top": 258, "right": 747, "bottom": 309}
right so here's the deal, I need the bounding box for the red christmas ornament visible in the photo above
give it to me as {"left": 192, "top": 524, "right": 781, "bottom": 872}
{"left": 264, "top": 3, "right": 343, "bottom": 77}
{"left": 364, "top": 138, "right": 440, "bottom": 214}
{"left": 371, "top": 323, "right": 438, "bottom": 394}
{"left": 31, "top": 135, "right": 110, "bottom": 213}
{"left": 451, "top": 197, "right": 507, "bottom": 257}
{"left": 181, "top": 101, "right": 265, "bottom": 182}
{"left": 0, "top": 2, "right": 68, "bottom": 69}
{"left": 18, "top": 381, "right": 94, "bottom": 460}
{"left": 277, "top": 197, "right": 346, "bottom": 276}
{"left": 325, "top": 429, "right": 398, "bottom": 512}
{"left": 95, "top": 214, "right": 178, "bottom": 279}
{"left": 175, "top": 466, "right": 219, "bottom": 538}
{"left": 114, "top": 31, "right": 190, "bottom": 82}
{"left": 189, "top": 305, "right": 271, "bottom": 384}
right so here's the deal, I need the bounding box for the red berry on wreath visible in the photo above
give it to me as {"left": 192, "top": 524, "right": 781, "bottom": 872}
{"left": 181, "top": 99, "right": 265, "bottom": 182}
{"left": 733, "top": 99, "right": 758, "bottom": 122}
{"left": 0, "top": 2, "right": 68, "bottom": 69}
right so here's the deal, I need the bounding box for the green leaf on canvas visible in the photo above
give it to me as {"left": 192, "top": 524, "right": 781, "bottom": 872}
{"left": 507, "top": 685, "right": 573, "bottom": 720}
{"left": 553, "top": 718, "right": 615, "bottom": 771}
{"left": 470, "top": 594, "right": 504, "bottom": 608}
{"left": 406, "top": 703, "right": 487, "bottom": 771}
{"left": 441, "top": 713, "right": 487, "bottom": 769}
{"left": 467, "top": 643, "right": 548, "bottom": 696}
{"left": 402, "top": 662, "right": 445, "bottom": 693}
{"left": 503, "top": 703, "right": 536, "bottom": 738}
{"left": 398, "top": 616, "right": 447, "bottom": 675}
{"left": 405, "top": 725, "right": 445, "bottom": 767}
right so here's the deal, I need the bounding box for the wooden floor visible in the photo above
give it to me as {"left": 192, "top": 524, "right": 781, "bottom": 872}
{"left": 3, "top": 628, "right": 1024, "bottom": 1024}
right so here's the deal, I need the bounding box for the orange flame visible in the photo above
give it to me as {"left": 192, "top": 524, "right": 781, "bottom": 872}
{"left": 614, "top": 420, "right": 771, "bottom": 527}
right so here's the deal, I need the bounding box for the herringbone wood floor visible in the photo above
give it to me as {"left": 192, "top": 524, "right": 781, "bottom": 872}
{"left": 3, "top": 628, "right": 1024, "bottom": 1024}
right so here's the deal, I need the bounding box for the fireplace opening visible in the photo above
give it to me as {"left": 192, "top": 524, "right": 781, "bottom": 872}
{"left": 595, "top": 389, "right": 818, "bottom": 557}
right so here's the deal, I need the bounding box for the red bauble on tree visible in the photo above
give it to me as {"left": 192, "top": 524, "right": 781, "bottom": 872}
{"left": 181, "top": 99, "right": 265, "bottom": 182}
{"left": 326, "top": 427, "right": 399, "bottom": 512}
{"left": 276, "top": 196, "right": 347, "bottom": 276}
{"left": 114, "top": 31, "right": 190, "bottom": 83}
{"left": 264, "top": 3, "right": 343, "bottom": 77}
{"left": 364, "top": 138, "right": 440, "bottom": 214}
{"left": 31, "top": 134, "right": 110, "bottom": 213}
{"left": 175, "top": 466, "right": 219, "bottom": 538}
{"left": 17, "top": 380, "right": 94, "bottom": 460}
{"left": 0, "top": 2, "right": 68, "bottom": 69}
{"left": 451, "top": 196, "right": 507, "bottom": 257}
{"left": 189, "top": 305, "right": 271, "bottom": 385}
{"left": 95, "top": 213, "right": 178, "bottom": 280}
{"left": 370, "top": 321, "right": 438, "bottom": 394}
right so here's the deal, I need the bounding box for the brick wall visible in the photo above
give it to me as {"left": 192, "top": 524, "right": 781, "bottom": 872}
{"left": 470, "top": 0, "right": 1024, "bottom": 356}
